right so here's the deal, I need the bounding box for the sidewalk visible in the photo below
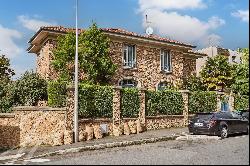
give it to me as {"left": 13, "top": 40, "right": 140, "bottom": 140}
{"left": 0, "top": 127, "right": 188, "bottom": 161}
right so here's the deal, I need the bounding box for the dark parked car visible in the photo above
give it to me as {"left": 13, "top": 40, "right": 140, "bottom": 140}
{"left": 188, "top": 111, "right": 249, "bottom": 139}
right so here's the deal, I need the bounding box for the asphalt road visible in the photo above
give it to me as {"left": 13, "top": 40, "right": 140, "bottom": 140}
{"left": 22, "top": 134, "right": 249, "bottom": 165}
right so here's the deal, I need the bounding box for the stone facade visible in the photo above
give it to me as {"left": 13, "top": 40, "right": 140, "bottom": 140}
{"left": 36, "top": 39, "right": 58, "bottom": 80}
{"left": 28, "top": 26, "right": 204, "bottom": 90}
{"left": 109, "top": 40, "right": 191, "bottom": 89}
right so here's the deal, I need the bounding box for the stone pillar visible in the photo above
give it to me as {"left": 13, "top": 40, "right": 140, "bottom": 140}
{"left": 112, "top": 86, "right": 122, "bottom": 136}
{"left": 180, "top": 90, "right": 189, "bottom": 126}
{"left": 66, "top": 86, "right": 75, "bottom": 131}
{"left": 229, "top": 91, "right": 235, "bottom": 112}
{"left": 138, "top": 88, "right": 146, "bottom": 124}
{"left": 216, "top": 92, "right": 224, "bottom": 112}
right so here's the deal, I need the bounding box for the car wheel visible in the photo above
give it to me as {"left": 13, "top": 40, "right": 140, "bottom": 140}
{"left": 220, "top": 126, "right": 228, "bottom": 139}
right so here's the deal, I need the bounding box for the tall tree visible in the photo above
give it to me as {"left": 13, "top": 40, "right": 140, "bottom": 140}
{"left": 231, "top": 48, "right": 249, "bottom": 95}
{"left": 0, "top": 54, "right": 15, "bottom": 83}
{"left": 52, "top": 23, "right": 117, "bottom": 84}
{"left": 200, "top": 55, "right": 233, "bottom": 91}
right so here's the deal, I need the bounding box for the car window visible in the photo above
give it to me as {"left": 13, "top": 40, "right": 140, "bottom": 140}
{"left": 215, "top": 112, "right": 233, "bottom": 119}
{"left": 230, "top": 112, "right": 242, "bottom": 119}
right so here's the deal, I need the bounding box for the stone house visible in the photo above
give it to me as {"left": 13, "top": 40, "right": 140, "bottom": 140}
{"left": 27, "top": 26, "right": 206, "bottom": 90}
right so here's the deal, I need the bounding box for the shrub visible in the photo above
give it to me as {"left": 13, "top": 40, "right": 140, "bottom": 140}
{"left": 0, "top": 82, "right": 17, "bottom": 113}
{"left": 189, "top": 91, "right": 217, "bottom": 114}
{"left": 146, "top": 90, "right": 184, "bottom": 116}
{"left": 47, "top": 80, "right": 67, "bottom": 107}
{"left": 234, "top": 95, "right": 249, "bottom": 110}
{"left": 14, "top": 71, "right": 47, "bottom": 106}
{"left": 79, "top": 84, "right": 113, "bottom": 118}
{"left": 121, "top": 88, "right": 140, "bottom": 118}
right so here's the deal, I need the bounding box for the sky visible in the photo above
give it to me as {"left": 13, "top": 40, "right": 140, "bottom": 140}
{"left": 0, "top": 0, "right": 249, "bottom": 79}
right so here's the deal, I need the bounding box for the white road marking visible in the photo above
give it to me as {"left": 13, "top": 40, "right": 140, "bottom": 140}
{"left": 24, "top": 158, "right": 50, "bottom": 163}
{"left": 0, "top": 153, "right": 25, "bottom": 161}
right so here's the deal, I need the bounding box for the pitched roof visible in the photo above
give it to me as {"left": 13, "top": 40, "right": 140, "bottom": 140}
{"left": 28, "top": 26, "right": 196, "bottom": 48}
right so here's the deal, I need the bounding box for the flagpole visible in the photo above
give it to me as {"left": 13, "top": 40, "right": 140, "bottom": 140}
{"left": 74, "top": 0, "right": 79, "bottom": 143}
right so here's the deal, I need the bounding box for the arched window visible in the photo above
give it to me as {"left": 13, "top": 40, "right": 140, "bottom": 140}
{"left": 119, "top": 79, "right": 137, "bottom": 88}
{"left": 157, "top": 81, "right": 173, "bottom": 91}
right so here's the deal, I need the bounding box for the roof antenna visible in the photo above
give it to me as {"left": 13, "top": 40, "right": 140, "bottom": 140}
{"left": 145, "top": 14, "right": 153, "bottom": 35}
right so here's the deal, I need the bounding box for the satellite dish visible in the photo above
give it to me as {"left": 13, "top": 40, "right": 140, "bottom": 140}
{"left": 146, "top": 26, "right": 153, "bottom": 35}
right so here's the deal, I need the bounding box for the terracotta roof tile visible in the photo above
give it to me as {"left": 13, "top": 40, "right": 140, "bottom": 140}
{"left": 32, "top": 26, "right": 195, "bottom": 48}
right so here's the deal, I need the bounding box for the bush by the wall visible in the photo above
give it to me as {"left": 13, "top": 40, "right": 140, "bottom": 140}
{"left": 47, "top": 81, "right": 67, "bottom": 107}
{"left": 189, "top": 91, "right": 217, "bottom": 113}
{"left": 0, "top": 82, "right": 17, "bottom": 113}
{"left": 79, "top": 84, "right": 113, "bottom": 118}
{"left": 15, "top": 71, "right": 48, "bottom": 106}
{"left": 234, "top": 95, "right": 249, "bottom": 110}
{"left": 121, "top": 88, "right": 140, "bottom": 118}
{"left": 146, "top": 90, "right": 184, "bottom": 116}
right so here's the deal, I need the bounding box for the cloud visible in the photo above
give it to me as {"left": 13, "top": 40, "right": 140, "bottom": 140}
{"left": 138, "top": 0, "right": 225, "bottom": 47}
{"left": 203, "top": 34, "right": 222, "bottom": 46}
{"left": 18, "top": 15, "right": 57, "bottom": 31}
{"left": 231, "top": 10, "right": 249, "bottom": 23}
{"left": 0, "top": 24, "right": 23, "bottom": 58}
{"left": 138, "top": 0, "right": 206, "bottom": 11}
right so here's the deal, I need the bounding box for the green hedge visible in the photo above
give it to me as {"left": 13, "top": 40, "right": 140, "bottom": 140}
{"left": 121, "top": 88, "right": 140, "bottom": 118}
{"left": 47, "top": 81, "right": 67, "bottom": 107}
{"left": 234, "top": 95, "right": 249, "bottom": 110}
{"left": 146, "top": 90, "right": 184, "bottom": 116}
{"left": 79, "top": 84, "right": 113, "bottom": 118}
{"left": 189, "top": 91, "right": 217, "bottom": 113}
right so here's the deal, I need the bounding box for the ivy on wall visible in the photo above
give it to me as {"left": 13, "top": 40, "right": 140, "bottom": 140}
{"left": 146, "top": 90, "right": 184, "bottom": 116}
{"left": 189, "top": 91, "right": 217, "bottom": 114}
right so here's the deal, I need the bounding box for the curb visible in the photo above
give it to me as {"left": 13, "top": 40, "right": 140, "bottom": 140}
{"left": 17, "top": 134, "right": 180, "bottom": 161}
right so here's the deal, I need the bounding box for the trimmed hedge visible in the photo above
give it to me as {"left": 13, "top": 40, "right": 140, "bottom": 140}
{"left": 47, "top": 81, "right": 67, "bottom": 107}
{"left": 79, "top": 84, "right": 113, "bottom": 118}
{"left": 189, "top": 91, "right": 217, "bottom": 113}
{"left": 121, "top": 88, "right": 140, "bottom": 118}
{"left": 146, "top": 90, "right": 184, "bottom": 116}
{"left": 234, "top": 95, "right": 249, "bottom": 110}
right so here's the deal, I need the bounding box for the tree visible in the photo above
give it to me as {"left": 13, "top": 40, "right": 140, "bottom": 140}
{"left": 200, "top": 55, "right": 233, "bottom": 91}
{"left": 0, "top": 54, "right": 15, "bottom": 83}
{"left": 231, "top": 48, "right": 249, "bottom": 95}
{"left": 52, "top": 23, "right": 117, "bottom": 84}
{"left": 183, "top": 74, "right": 206, "bottom": 91}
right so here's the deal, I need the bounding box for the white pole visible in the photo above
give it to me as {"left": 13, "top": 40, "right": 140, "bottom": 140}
{"left": 74, "top": 0, "right": 79, "bottom": 143}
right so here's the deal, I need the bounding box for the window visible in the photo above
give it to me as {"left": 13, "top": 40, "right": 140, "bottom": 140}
{"left": 119, "top": 79, "right": 137, "bottom": 88}
{"left": 157, "top": 82, "right": 173, "bottom": 91}
{"left": 123, "top": 45, "right": 136, "bottom": 68}
{"left": 160, "top": 50, "right": 172, "bottom": 72}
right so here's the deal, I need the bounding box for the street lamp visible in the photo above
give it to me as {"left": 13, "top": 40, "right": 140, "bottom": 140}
{"left": 74, "top": 0, "right": 79, "bottom": 143}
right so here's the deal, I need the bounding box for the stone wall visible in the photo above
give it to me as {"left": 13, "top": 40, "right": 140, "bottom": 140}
{"left": 0, "top": 113, "right": 19, "bottom": 148}
{"left": 146, "top": 116, "right": 184, "bottom": 130}
{"left": 0, "top": 107, "right": 67, "bottom": 148}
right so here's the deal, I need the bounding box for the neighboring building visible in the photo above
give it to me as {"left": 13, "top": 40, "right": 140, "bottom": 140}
{"left": 196, "top": 46, "right": 242, "bottom": 75}
{"left": 27, "top": 26, "right": 206, "bottom": 90}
